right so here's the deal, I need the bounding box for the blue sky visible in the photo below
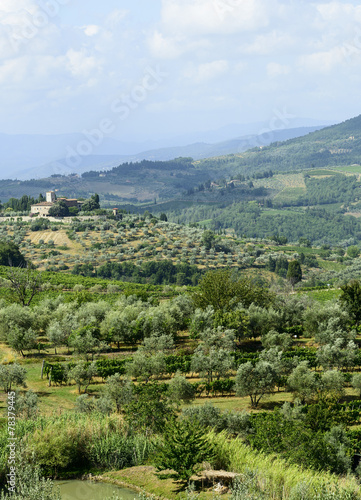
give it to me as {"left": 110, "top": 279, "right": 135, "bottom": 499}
{"left": 1, "top": 0, "right": 361, "bottom": 143}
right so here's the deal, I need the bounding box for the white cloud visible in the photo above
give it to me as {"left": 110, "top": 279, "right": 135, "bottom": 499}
{"left": 0, "top": 0, "right": 360, "bottom": 138}
{"left": 83, "top": 25, "right": 100, "bottom": 37}
{"left": 160, "top": 0, "right": 272, "bottom": 36}
{"left": 298, "top": 46, "right": 347, "bottom": 74}
{"left": 241, "top": 31, "right": 295, "bottom": 56}
{"left": 317, "top": 2, "right": 361, "bottom": 23}
{"left": 196, "top": 60, "right": 229, "bottom": 83}
{"left": 66, "top": 49, "right": 99, "bottom": 78}
{"left": 105, "top": 9, "right": 128, "bottom": 28}
{"left": 148, "top": 31, "right": 184, "bottom": 59}
{"left": 267, "top": 62, "right": 291, "bottom": 78}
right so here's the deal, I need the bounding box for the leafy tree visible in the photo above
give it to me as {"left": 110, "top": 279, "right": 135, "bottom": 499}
{"left": 0, "top": 462, "right": 61, "bottom": 500}
{"left": 167, "top": 372, "right": 195, "bottom": 404}
{"left": 299, "top": 238, "right": 311, "bottom": 247}
{"left": 101, "top": 307, "right": 141, "bottom": 347}
{"left": 247, "top": 304, "right": 283, "bottom": 338}
{"left": 201, "top": 230, "right": 216, "bottom": 250}
{"left": 261, "top": 330, "right": 292, "bottom": 351}
{"left": 48, "top": 201, "right": 69, "bottom": 217}
{"left": 127, "top": 350, "right": 166, "bottom": 383}
{"left": 182, "top": 402, "right": 224, "bottom": 431}
{"left": 0, "top": 242, "right": 26, "bottom": 267}
{"left": 155, "top": 418, "right": 215, "bottom": 482}
{"left": 191, "top": 348, "right": 234, "bottom": 383}
{"left": 159, "top": 213, "right": 168, "bottom": 221}
{"left": 213, "top": 309, "right": 250, "bottom": 342}
{"left": 16, "top": 389, "right": 38, "bottom": 419}
{"left": 47, "top": 321, "right": 69, "bottom": 355}
{"left": 319, "top": 370, "right": 345, "bottom": 402}
{"left": 351, "top": 372, "right": 361, "bottom": 396}
{"left": 193, "top": 269, "right": 272, "bottom": 312}
{"left": 2, "top": 266, "right": 43, "bottom": 306}
{"left": 7, "top": 327, "right": 37, "bottom": 356}
{"left": 74, "top": 394, "right": 96, "bottom": 413}
{"left": 303, "top": 301, "right": 350, "bottom": 338}
{"left": 316, "top": 339, "right": 357, "bottom": 370}
{"left": 123, "top": 383, "right": 173, "bottom": 433}
{"left": 287, "top": 361, "right": 319, "bottom": 404}
{"left": 235, "top": 361, "right": 277, "bottom": 408}
{"left": 189, "top": 306, "right": 214, "bottom": 338}
{"left": 69, "top": 327, "right": 108, "bottom": 360}
{"left": 191, "top": 327, "right": 235, "bottom": 383}
{"left": 346, "top": 245, "right": 360, "bottom": 258}
{"left": 0, "top": 363, "right": 27, "bottom": 392}
{"left": 68, "top": 362, "right": 97, "bottom": 393}
{"left": 103, "top": 374, "right": 134, "bottom": 412}
{"left": 81, "top": 194, "right": 100, "bottom": 212}
{"left": 339, "top": 279, "right": 361, "bottom": 326}
{"left": 286, "top": 260, "right": 302, "bottom": 288}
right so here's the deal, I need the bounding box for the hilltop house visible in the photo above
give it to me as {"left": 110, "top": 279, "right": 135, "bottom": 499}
{"left": 30, "top": 191, "right": 84, "bottom": 216}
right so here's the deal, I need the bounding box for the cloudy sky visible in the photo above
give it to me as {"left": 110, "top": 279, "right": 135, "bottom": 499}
{"left": 1, "top": 0, "right": 361, "bottom": 143}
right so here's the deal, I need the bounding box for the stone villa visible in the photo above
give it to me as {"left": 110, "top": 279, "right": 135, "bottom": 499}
{"left": 30, "top": 191, "right": 84, "bottom": 216}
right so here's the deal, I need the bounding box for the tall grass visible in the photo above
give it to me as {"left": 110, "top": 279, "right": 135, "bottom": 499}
{"left": 209, "top": 431, "right": 361, "bottom": 499}
{"left": 0, "top": 412, "right": 156, "bottom": 480}
{"left": 87, "top": 433, "right": 157, "bottom": 470}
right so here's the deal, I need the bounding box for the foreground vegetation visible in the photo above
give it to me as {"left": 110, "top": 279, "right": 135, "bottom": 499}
{"left": 1, "top": 258, "right": 361, "bottom": 498}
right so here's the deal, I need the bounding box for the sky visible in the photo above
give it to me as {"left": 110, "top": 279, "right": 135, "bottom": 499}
{"left": 1, "top": 0, "right": 361, "bottom": 143}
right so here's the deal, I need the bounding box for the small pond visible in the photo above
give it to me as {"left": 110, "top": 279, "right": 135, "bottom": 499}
{"left": 55, "top": 479, "right": 138, "bottom": 500}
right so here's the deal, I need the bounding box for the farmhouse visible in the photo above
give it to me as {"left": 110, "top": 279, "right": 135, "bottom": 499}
{"left": 30, "top": 191, "right": 84, "bottom": 216}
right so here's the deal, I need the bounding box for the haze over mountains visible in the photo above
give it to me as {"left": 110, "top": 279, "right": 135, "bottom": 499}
{"left": 3, "top": 118, "right": 329, "bottom": 181}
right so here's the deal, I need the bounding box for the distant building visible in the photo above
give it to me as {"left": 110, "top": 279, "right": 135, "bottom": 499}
{"left": 46, "top": 191, "right": 56, "bottom": 203}
{"left": 30, "top": 191, "right": 84, "bottom": 216}
{"left": 30, "top": 202, "right": 54, "bottom": 217}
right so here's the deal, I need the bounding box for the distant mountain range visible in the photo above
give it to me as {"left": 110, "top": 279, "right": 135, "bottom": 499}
{"left": 4, "top": 123, "right": 326, "bottom": 180}
{"left": 0, "top": 113, "right": 360, "bottom": 206}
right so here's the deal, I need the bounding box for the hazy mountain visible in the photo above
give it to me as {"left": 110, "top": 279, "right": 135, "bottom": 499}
{"left": 10, "top": 125, "right": 325, "bottom": 180}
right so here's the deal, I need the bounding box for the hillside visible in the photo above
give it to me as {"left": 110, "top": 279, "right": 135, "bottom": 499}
{"left": 208, "top": 113, "right": 361, "bottom": 175}
{"left": 0, "top": 213, "right": 360, "bottom": 289}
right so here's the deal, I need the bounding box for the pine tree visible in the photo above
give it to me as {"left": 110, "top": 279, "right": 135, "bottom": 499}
{"left": 286, "top": 260, "right": 302, "bottom": 288}
{"left": 155, "top": 418, "right": 215, "bottom": 482}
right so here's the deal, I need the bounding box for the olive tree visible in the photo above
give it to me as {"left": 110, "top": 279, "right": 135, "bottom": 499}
{"left": 167, "top": 372, "right": 195, "bottom": 404}
{"left": 103, "top": 374, "right": 134, "bottom": 412}
{"left": 7, "top": 328, "right": 37, "bottom": 356}
{"left": 47, "top": 321, "right": 69, "bottom": 355}
{"left": 191, "top": 327, "right": 235, "bottom": 383}
{"left": 351, "top": 373, "right": 361, "bottom": 396}
{"left": 261, "top": 330, "right": 292, "bottom": 351}
{"left": 69, "top": 328, "right": 108, "bottom": 360}
{"left": 127, "top": 350, "right": 166, "bottom": 383}
{"left": 68, "top": 362, "right": 97, "bottom": 393}
{"left": 16, "top": 389, "right": 38, "bottom": 419}
{"left": 235, "top": 361, "right": 277, "bottom": 408}
{"left": 316, "top": 339, "right": 357, "bottom": 370}
{"left": 2, "top": 266, "right": 43, "bottom": 306}
{"left": 0, "top": 363, "right": 27, "bottom": 392}
{"left": 287, "top": 361, "right": 319, "bottom": 404}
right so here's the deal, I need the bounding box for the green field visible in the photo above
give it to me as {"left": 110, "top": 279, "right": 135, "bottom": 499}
{"left": 333, "top": 165, "right": 361, "bottom": 174}
{"left": 298, "top": 288, "right": 341, "bottom": 302}
{"left": 307, "top": 169, "right": 339, "bottom": 176}
{"left": 272, "top": 187, "right": 307, "bottom": 203}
